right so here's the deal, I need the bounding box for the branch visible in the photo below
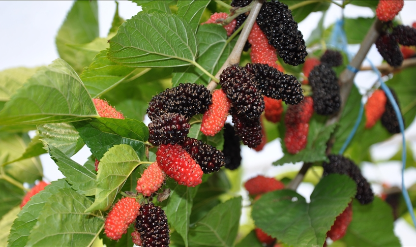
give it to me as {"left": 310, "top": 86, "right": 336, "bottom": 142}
{"left": 288, "top": 18, "right": 384, "bottom": 191}
{"left": 207, "top": 0, "right": 264, "bottom": 92}
{"left": 360, "top": 58, "right": 416, "bottom": 74}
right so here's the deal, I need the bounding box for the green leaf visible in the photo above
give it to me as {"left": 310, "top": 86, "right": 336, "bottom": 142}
{"left": 65, "top": 37, "right": 109, "bottom": 58}
{"left": 281, "top": 1, "right": 330, "bottom": 23}
{"left": 0, "top": 180, "right": 23, "bottom": 221}
{"left": 386, "top": 67, "right": 416, "bottom": 129}
{"left": 387, "top": 143, "right": 416, "bottom": 168}
{"left": 342, "top": 17, "right": 375, "bottom": 44}
{"left": 177, "top": 0, "right": 211, "bottom": 31}
{"left": 108, "top": 1, "right": 125, "bottom": 36}
{"left": 252, "top": 174, "right": 356, "bottom": 247}
{"left": 38, "top": 123, "right": 83, "bottom": 157}
{"left": 26, "top": 188, "right": 104, "bottom": 247}
{"left": 163, "top": 180, "right": 199, "bottom": 247}
{"left": 1, "top": 135, "right": 46, "bottom": 167}
{"left": 331, "top": 86, "right": 362, "bottom": 154}
{"left": 342, "top": 198, "right": 400, "bottom": 246}
{"left": 0, "top": 133, "right": 42, "bottom": 184}
{"left": 142, "top": 1, "right": 172, "bottom": 13}
{"left": 0, "top": 67, "right": 39, "bottom": 101}
{"left": 349, "top": 0, "right": 378, "bottom": 9}
{"left": 235, "top": 230, "right": 263, "bottom": 247}
{"left": 74, "top": 118, "right": 148, "bottom": 161}
{"left": 108, "top": 12, "right": 197, "bottom": 67}
{"left": 80, "top": 50, "right": 150, "bottom": 98}
{"left": 188, "top": 197, "right": 242, "bottom": 247}
{"left": 0, "top": 59, "right": 98, "bottom": 127}
{"left": 172, "top": 24, "right": 234, "bottom": 86}
{"left": 86, "top": 144, "right": 141, "bottom": 212}
{"left": 274, "top": 116, "right": 336, "bottom": 165}
{"left": 0, "top": 207, "right": 20, "bottom": 247}
{"left": 49, "top": 146, "right": 96, "bottom": 196}
{"left": 56, "top": 0, "right": 99, "bottom": 73}
{"left": 7, "top": 179, "right": 70, "bottom": 247}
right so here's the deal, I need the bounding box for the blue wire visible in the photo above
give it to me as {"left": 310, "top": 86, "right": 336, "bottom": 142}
{"left": 339, "top": 102, "right": 364, "bottom": 155}
{"left": 368, "top": 60, "right": 416, "bottom": 227}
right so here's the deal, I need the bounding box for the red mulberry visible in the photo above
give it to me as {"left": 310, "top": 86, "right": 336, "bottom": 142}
{"left": 264, "top": 97, "right": 283, "bottom": 123}
{"left": 104, "top": 197, "right": 141, "bottom": 240}
{"left": 201, "top": 89, "right": 231, "bottom": 136}
{"left": 376, "top": 0, "right": 404, "bottom": 22}
{"left": 365, "top": 90, "right": 387, "bottom": 129}
{"left": 136, "top": 162, "right": 166, "bottom": 197}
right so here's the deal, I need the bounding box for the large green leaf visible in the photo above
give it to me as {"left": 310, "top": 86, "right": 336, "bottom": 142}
{"left": 0, "top": 207, "right": 20, "bottom": 247}
{"left": 86, "top": 144, "right": 141, "bottom": 212}
{"left": 342, "top": 198, "right": 400, "bottom": 246}
{"left": 7, "top": 180, "right": 70, "bottom": 247}
{"left": 162, "top": 180, "right": 199, "bottom": 247}
{"left": 188, "top": 197, "right": 242, "bottom": 247}
{"left": 65, "top": 37, "right": 109, "bottom": 62}
{"left": 0, "top": 67, "right": 39, "bottom": 101}
{"left": 55, "top": 0, "right": 99, "bottom": 73}
{"left": 282, "top": 0, "right": 330, "bottom": 23}
{"left": 172, "top": 24, "right": 234, "bottom": 87}
{"left": 325, "top": 17, "right": 375, "bottom": 44}
{"left": 80, "top": 50, "right": 149, "bottom": 98}
{"left": 0, "top": 59, "right": 98, "bottom": 127}
{"left": 386, "top": 67, "right": 416, "bottom": 129}
{"left": 177, "top": 0, "right": 211, "bottom": 31}
{"left": 108, "top": 1, "right": 125, "bottom": 36}
{"left": 108, "top": 12, "right": 197, "bottom": 67}
{"left": 26, "top": 188, "right": 104, "bottom": 246}
{"left": 0, "top": 180, "right": 23, "bottom": 221}
{"left": 0, "top": 133, "right": 42, "bottom": 184}
{"left": 274, "top": 116, "right": 336, "bottom": 165}
{"left": 49, "top": 146, "right": 96, "bottom": 196}
{"left": 38, "top": 123, "right": 83, "bottom": 157}
{"left": 252, "top": 174, "right": 356, "bottom": 247}
{"left": 74, "top": 118, "right": 148, "bottom": 161}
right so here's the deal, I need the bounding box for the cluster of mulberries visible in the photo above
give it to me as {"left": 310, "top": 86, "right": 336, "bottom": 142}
{"left": 256, "top": 0, "right": 307, "bottom": 66}
{"left": 182, "top": 137, "right": 225, "bottom": 173}
{"left": 104, "top": 197, "right": 141, "bottom": 240}
{"left": 147, "top": 83, "right": 211, "bottom": 121}
{"left": 136, "top": 203, "right": 170, "bottom": 247}
{"left": 309, "top": 64, "right": 341, "bottom": 115}
{"left": 381, "top": 87, "right": 403, "bottom": 134}
{"left": 148, "top": 113, "right": 190, "bottom": 146}
{"left": 223, "top": 123, "right": 242, "bottom": 170}
{"left": 284, "top": 97, "right": 314, "bottom": 154}
{"left": 323, "top": 155, "right": 374, "bottom": 204}
{"left": 320, "top": 49, "right": 343, "bottom": 67}
{"left": 365, "top": 89, "right": 387, "bottom": 129}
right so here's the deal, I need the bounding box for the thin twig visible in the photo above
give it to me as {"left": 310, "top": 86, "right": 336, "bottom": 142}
{"left": 360, "top": 58, "right": 416, "bottom": 74}
{"left": 207, "top": 0, "right": 264, "bottom": 92}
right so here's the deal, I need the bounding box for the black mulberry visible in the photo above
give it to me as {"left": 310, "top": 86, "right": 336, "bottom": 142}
{"left": 381, "top": 87, "right": 403, "bottom": 134}
{"left": 392, "top": 25, "right": 416, "bottom": 46}
{"left": 245, "top": 63, "right": 304, "bottom": 105}
{"left": 256, "top": 0, "right": 307, "bottom": 66}
{"left": 182, "top": 137, "right": 225, "bottom": 173}
{"left": 148, "top": 113, "right": 190, "bottom": 146}
{"left": 320, "top": 49, "right": 343, "bottom": 67}
{"left": 223, "top": 123, "right": 242, "bottom": 170}
{"left": 136, "top": 203, "right": 170, "bottom": 247}
{"left": 309, "top": 64, "right": 341, "bottom": 115}
{"left": 147, "top": 83, "right": 212, "bottom": 121}
{"left": 323, "top": 155, "right": 374, "bottom": 204}
{"left": 220, "top": 65, "right": 264, "bottom": 120}
{"left": 231, "top": 109, "right": 262, "bottom": 148}
{"left": 375, "top": 32, "right": 403, "bottom": 67}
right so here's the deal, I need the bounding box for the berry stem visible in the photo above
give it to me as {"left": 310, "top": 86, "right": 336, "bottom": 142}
{"left": 223, "top": 1, "right": 255, "bottom": 25}
{"left": 360, "top": 57, "right": 416, "bottom": 74}
{"left": 207, "top": 0, "right": 264, "bottom": 92}
{"left": 0, "top": 167, "right": 28, "bottom": 191}
{"left": 191, "top": 61, "right": 220, "bottom": 83}
{"left": 286, "top": 163, "right": 312, "bottom": 190}
{"left": 214, "top": 0, "right": 232, "bottom": 10}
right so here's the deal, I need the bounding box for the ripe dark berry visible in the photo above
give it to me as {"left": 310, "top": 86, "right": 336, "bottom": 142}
{"left": 253, "top": 118, "right": 267, "bottom": 152}
{"left": 375, "top": 32, "right": 403, "bottom": 67}
{"left": 231, "top": 0, "right": 252, "bottom": 7}
{"left": 323, "top": 155, "right": 374, "bottom": 204}
{"left": 220, "top": 65, "right": 264, "bottom": 120}
{"left": 147, "top": 83, "right": 212, "bottom": 121}
{"left": 320, "top": 49, "right": 343, "bottom": 67}
{"left": 231, "top": 109, "right": 263, "bottom": 148}
{"left": 182, "top": 137, "right": 225, "bottom": 174}
{"left": 223, "top": 123, "right": 242, "bottom": 170}
{"left": 148, "top": 113, "right": 190, "bottom": 146}
{"left": 309, "top": 64, "right": 341, "bottom": 115}
{"left": 256, "top": 0, "right": 307, "bottom": 66}
{"left": 392, "top": 25, "right": 416, "bottom": 46}
{"left": 245, "top": 63, "right": 304, "bottom": 105}
{"left": 381, "top": 87, "right": 403, "bottom": 134}
{"left": 136, "top": 203, "right": 169, "bottom": 247}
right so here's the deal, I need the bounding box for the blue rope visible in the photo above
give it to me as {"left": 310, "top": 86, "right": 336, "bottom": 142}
{"left": 339, "top": 102, "right": 364, "bottom": 155}
{"left": 368, "top": 60, "right": 416, "bottom": 227}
